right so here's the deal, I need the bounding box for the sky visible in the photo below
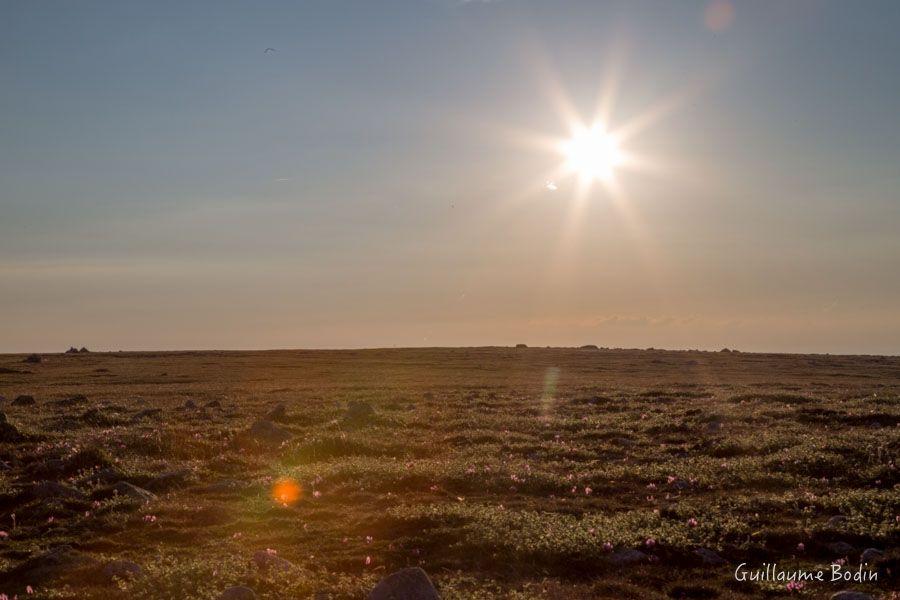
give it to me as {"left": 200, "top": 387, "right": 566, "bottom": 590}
{"left": 1, "top": 0, "right": 899, "bottom": 354}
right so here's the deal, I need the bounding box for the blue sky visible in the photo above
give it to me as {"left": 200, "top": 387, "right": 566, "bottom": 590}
{"left": 2, "top": 0, "right": 899, "bottom": 353}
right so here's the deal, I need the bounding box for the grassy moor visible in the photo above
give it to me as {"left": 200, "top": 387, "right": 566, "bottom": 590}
{"left": 0, "top": 348, "right": 897, "bottom": 599}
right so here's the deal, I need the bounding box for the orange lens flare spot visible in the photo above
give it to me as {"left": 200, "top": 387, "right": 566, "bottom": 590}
{"left": 271, "top": 478, "right": 302, "bottom": 505}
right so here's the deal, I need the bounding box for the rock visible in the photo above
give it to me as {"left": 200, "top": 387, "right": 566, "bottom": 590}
{"left": 343, "top": 400, "right": 375, "bottom": 425}
{"left": 79, "top": 347, "right": 90, "bottom": 353}
{"left": 66, "top": 347, "right": 80, "bottom": 354}
{"left": 251, "top": 550, "right": 294, "bottom": 572}
{"left": 12, "top": 395, "right": 35, "bottom": 406}
{"left": 694, "top": 547, "right": 727, "bottom": 566}
{"left": 219, "top": 587, "right": 258, "bottom": 600}
{"left": 132, "top": 408, "right": 162, "bottom": 421}
{"left": 704, "top": 420, "right": 724, "bottom": 433}
{"left": 859, "top": 548, "right": 883, "bottom": 564}
{"left": 608, "top": 549, "right": 647, "bottom": 566}
{"left": 4, "top": 545, "right": 99, "bottom": 584}
{"left": 26, "top": 458, "right": 67, "bottom": 478}
{"left": 54, "top": 394, "right": 89, "bottom": 407}
{"left": 146, "top": 469, "right": 193, "bottom": 492}
{"left": 827, "top": 541, "right": 855, "bottom": 555}
{"left": 24, "top": 481, "right": 87, "bottom": 501}
{"left": 113, "top": 481, "right": 156, "bottom": 503}
{"left": 205, "top": 400, "right": 222, "bottom": 408}
{"left": 0, "top": 420, "right": 25, "bottom": 443}
{"left": 102, "top": 559, "right": 142, "bottom": 581}
{"left": 183, "top": 399, "right": 197, "bottom": 409}
{"left": 247, "top": 420, "right": 292, "bottom": 444}
{"left": 831, "top": 592, "right": 873, "bottom": 600}
{"left": 201, "top": 479, "right": 246, "bottom": 493}
{"left": 368, "top": 567, "right": 440, "bottom": 600}
{"left": 81, "top": 467, "right": 126, "bottom": 485}
{"left": 828, "top": 515, "right": 849, "bottom": 527}
{"left": 81, "top": 408, "right": 118, "bottom": 426}
{"left": 23, "top": 354, "right": 42, "bottom": 364}
{"left": 266, "top": 403, "right": 287, "bottom": 421}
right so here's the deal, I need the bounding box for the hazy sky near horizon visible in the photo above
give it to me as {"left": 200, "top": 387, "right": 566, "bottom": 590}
{"left": 2, "top": 0, "right": 899, "bottom": 354}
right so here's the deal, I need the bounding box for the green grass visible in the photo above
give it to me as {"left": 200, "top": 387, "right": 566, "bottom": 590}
{"left": 0, "top": 348, "right": 897, "bottom": 598}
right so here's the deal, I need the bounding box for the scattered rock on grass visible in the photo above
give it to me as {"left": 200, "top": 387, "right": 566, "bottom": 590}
{"left": 608, "top": 549, "right": 647, "bottom": 566}
{"left": 368, "top": 567, "right": 440, "bottom": 600}
{"left": 693, "top": 547, "right": 727, "bottom": 566}
{"left": 828, "top": 541, "right": 854, "bottom": 555}
{"left": 3, "top": 545, "right": 99, "bottom": 585}
{"left": 0, "top": 416, "right": 25, "bottom": 442}
{"left": 247, "top": 420, "right": 292, "bottom": 444}
{"left": 219, "top": 586, "right": 258, "bottom": 600}
{"left": 12, "top": 395, "right": 35, "bottom": 406}
{"left": 343, "top": 400, "right": 375, "bottom": 425}
{"left": 252, "top": 550, "right": 294, "bottom": 572}
{"left": 859, "top": 548, "right": 883, "bottom": 564}
{"left": 266, "top": 402, "right": 287, "bottom": 421}
{"left": 146, "top": 469, "right": 193, "bottom": 492}
{"left": 132, "top": 408, "right": 162, "bottom": 421}
{"left": 113, "top": 481, "right": 156, "bottom": 503}
{"left": 102, "top": 559, "right": 142, "bottom": 581}
{"left": 81, "top": 408, "right": 118, "bottom": 426}
{"left": 831, "top": 592, "right": 873, "bottom": 600}
{"left": 24, "top": 481, "right": 87, "bottom": 501}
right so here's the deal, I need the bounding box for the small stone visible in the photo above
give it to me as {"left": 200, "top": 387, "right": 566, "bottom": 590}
{"left": 12, "top": 395, "right": 35, "bottom": 406}
{"left": 81, "top": 467, "right": 126, "bottom": 485}
{"left": 7, "top": 545, "right": 99, "bottom": 583}
{"left": 247, "top": 420, "right": 292, "bottom": 444}
{"left": 0, "top": 420, "right": 25, "bottom": 443}
{"left": 102, "top": 559, "right": 142, "bottom": 581}
{"left": 23, "top": 354, "right": 42, "bottom": 364}
{"left": 183, "top": 399, "right": 197, "bottom": 409}
{"left": 146, "top": 469, "right": 193, "bottom": 492}
{"left": 859, "top": 548, "right": 883, "bottom": 564}
{"left": 205, "top": 400, "right": 222, "bottom": 408}
{"left": 201, "top": 479, "right": 245, "bottom": 493}
{"left": 368, "top": 567, "right": 440, "bottom": 600}
{"left": 251, "top": 550, "right": 294, "bottom": 572}
{"left": 693, "top": 547, "right": 727, "bottom": 566}
{"left": 828, "top": 515, "right": 849, "bottom": 527}
{"left": 25, "top": 481, "right": 87, "bottom": 501}
{"left": 831, "top": 592, "right": 873, "bottom": 600}
{"left": 113, "top": 481, "right": 156, "bottom": 503}
{"left": 704, "top": 420, "right": 724, "bottom": 433}
{"left": 343, "top": 400, "right": 375, "bottom": 425}
{"left": 219, "top": 587, "right": 258, "bottom": 600}
{"left": 827, "top": 541, "right": 855, "bottom": 555}
{"left": 266, "top": 403, "right": 287, "bottom": 421}
{"left": 608, "top": 549, "right": 647, "bottom": 566}
{"left": 132, "top": 408, "right": 162, "bottom": 421}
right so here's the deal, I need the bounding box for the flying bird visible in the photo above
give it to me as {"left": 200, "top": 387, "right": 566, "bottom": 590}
{"left": 545, "top": 180, "right": 558, "bottom": 192}
{"left": 264, "top": 47, "right": 276, "bottom": 54}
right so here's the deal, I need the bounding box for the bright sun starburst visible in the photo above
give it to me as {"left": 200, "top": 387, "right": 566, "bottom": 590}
{"left": 561, "top": 123, "right": 622, "bottom": 182}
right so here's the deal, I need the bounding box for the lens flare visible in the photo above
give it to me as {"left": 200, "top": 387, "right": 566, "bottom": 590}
{"left": 271, "top": 478, "right": 302, "bottom": 505}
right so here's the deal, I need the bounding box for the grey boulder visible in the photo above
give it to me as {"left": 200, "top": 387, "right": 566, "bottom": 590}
{"left": 369, "top": 567, "right": 440, "bottom": 600}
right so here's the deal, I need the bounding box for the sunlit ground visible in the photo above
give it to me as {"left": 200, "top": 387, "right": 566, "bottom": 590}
{"left": 0, "top": 348, "right": 896, "bottom": 598}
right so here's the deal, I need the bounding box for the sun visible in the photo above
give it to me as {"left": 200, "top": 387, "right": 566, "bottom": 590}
{"left": 561, "top": 123, "right": 622, "bottom": 182}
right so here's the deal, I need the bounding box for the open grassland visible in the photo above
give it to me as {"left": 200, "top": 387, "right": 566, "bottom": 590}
{"left": 0, "top": 348, "right": 897, "bottom": 599}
